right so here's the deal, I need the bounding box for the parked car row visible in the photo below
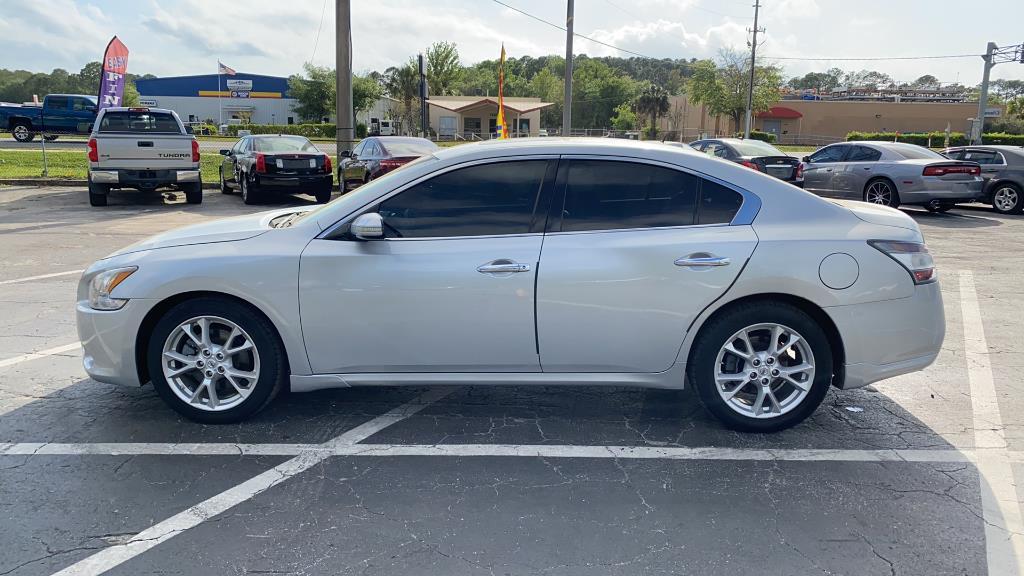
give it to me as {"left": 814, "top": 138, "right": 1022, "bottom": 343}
{"left": 681, "top": 138, "right": 1024, "bottom": 216}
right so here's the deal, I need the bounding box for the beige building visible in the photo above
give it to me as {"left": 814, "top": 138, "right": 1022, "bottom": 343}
{"left": 427, "top": 96, "right": 553, "bottom": 139}
{"left": 659, "top": 95, "right": 1004, "bottom": 145}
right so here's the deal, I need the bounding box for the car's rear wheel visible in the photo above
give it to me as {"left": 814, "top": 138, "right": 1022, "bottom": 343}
{"left": 992, "top": 183, "right": 1023, "bottom": 215}
{"left": 11, "top": 123, "right": 34, "bottom": 142}
{"left": 88, "top": 180, "right": 108, "bottom": 207}
{"left": 688, "top": 301, "right": 833, "bottom": 432}
{"left": 314, "top": 186, "right": 332, "bottom": 204}
{"left": 241, "top": 174, "right": 258, "bottom": 205}
{"left": 864, "top": 179, "right": 900, "bottom": 208}
{"left": 147, "top": 297, "right": 287, "bottom": 424}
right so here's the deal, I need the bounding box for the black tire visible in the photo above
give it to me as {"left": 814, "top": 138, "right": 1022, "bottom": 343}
{"left": 241, "top": 173, "right": 259, "bottom": 205}
{"left": 88, "top": 180, "right": 108, "bottom": 207}
{"left": 687, "top": 301, "right": 834, "bottom": 433}
{"left": 219, "top": 168, "right": 232, "bottom": 194}
{"left": 863, "top": 178, "right": 900, "bottom": 209}
{"left": 314, "top": 186, "right": 332, "bottom": 204}
{"left": 991, "top": 183, "right": 1024, "bottom": 215}
{"left": 147, "top": 297, "right": 287, "bottom": 424}
{"left": 11, "top": 123, "right": 34, "bottom": 143}
{"left": 183, "top": 180, "right": 203, "bottom": 204}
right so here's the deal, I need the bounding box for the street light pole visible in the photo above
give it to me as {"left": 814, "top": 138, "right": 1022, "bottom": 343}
{"left": 971, "top": 42, "right": 996, "bottom": 145}
{"left": 743, "top": 0, "right": 762, "bottom": 139}
{"left": 562, "top": 0, "right": 574, "bottom": 137}
{"left": 336, "top": 0, "right": 354, "bottom": 158}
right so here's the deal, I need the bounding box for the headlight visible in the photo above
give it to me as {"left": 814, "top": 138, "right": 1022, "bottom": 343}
{"left": 88, "top": 266, "right": 137, "bottom": 310}
{"left": 869, "top": 240, "right": 935, "bottom": 284}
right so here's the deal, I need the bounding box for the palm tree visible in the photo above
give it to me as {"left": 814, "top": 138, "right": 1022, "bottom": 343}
{"left": 632, "top": 83, "right": 670, "bottom": 140}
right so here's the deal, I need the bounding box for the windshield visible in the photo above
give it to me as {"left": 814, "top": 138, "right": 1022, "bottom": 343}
{"left": 730, "top": 140, "right": 785, "bottom": 156}
{"left": 252, "top": 136, "right": 319, "bottom": 153}
{"left": 381, "top": 139, "right": 439, "bottom": 157}
{"left": 887, "top": 143, "right": 946, "bottom": 160}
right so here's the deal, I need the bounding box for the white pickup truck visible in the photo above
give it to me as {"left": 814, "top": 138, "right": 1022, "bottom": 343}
{"left": 87, "top": 107, "right": 202, "bottom": 207}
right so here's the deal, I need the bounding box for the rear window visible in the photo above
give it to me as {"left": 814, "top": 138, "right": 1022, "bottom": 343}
{"left": 252, "top": 136, "right": 318, "bottom": 153}
{"left": 380, "top": 139, "right": 438, "bottom": 157}
{"left": 98, "top": 111, "right": 180, "bottom": 134}
{"left": 887, "top": 143, "right": 945, "bottom": 160}
{"left": 731, "top": 140, "right": 784, "bottom": 156}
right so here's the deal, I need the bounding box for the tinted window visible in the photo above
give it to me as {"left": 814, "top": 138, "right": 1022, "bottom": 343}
{"left": 559, "top": 161, "right": 698, "bottom": 232}
{"left": 847, "top": 146, "right": 882, "bottom": 162}
{"left": 698, "top": 180, "right": 744, "bottom": 225}
{"left": 97, "top": 111, "right": 180, "bottom": 133}
{"left": 732, "top": 140, "right": 784, "bottom": 156}
{"left": 809, "top": 145, "right": 848, "bottom": 163}
{"left": 46, "top": 96, "right": 69, "bottom": 109}
{"left": 252, "top": 136, "right": 317, "bottom": 152}
{"left": 886, "top": 143, "right": 945, "bottom": 160}
{"left": 72, "top": 97, "right": 95, "bottom": 111}
{"left": 378, "top": 160, "right": 547, "bottom": 238}
{"left": 352, "top": 140, "right": 366, "bottom": 156}
{"left": 380, "top": 138, "right": 439, "bottom": 157}
{"left": 961, "top": 150, "right": 1003, "bottom": 165}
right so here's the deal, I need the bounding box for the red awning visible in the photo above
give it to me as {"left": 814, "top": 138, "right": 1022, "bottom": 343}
{"left": 756, "top": 106, "right": 802, "bottom": 119}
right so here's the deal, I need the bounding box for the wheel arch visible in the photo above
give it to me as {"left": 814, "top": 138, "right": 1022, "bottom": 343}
{"left": 134, "top": 290, "right": 289, "bottom": 386}
{"left": 863, "top": 174, "right": 897, "bottom": 194}
{"left": 685, "top": 292, "right": 847, "bottom": 389}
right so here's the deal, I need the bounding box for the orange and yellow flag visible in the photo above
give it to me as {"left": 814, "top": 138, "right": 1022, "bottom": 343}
{"left": 496, "top": 44, "right": 508, "bottom": 139}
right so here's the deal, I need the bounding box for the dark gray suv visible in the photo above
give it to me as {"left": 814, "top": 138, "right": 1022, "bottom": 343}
{"left": 942, "top": 145, "right": 1024, "bottom": 214}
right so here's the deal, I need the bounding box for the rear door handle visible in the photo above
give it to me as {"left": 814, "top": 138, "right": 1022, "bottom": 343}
{"left": 477, "top": 260, "right": 531, "bottom": 274}
{"left": 675, "top": 256, "right": 731, "bottom": 267}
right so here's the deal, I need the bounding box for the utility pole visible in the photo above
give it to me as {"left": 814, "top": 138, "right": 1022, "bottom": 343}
{"left": 562, "top": 0, "right": 574, "bottom": 137}
{"left": 743, "top": 0, "right": 763, "bottom": 139}
{"left": 335, "top": 0, "right": 354, "bottom": 159}
{"left": 969, "top": 42, "right": 1024, "bottom": 144}
{"left": 418, "top": 54, "right": 429, "bottom": 137}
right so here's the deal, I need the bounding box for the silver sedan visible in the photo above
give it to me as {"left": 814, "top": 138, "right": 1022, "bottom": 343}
{"left": 77, "top": 138, "right": 945, "bottom": 432}
{"left": 801, "top": 141, "right": 984, "bottom": 212}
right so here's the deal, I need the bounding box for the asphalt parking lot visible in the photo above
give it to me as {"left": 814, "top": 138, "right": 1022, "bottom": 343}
{"left": 1, "top": 185, "right": 1023, "bottom": 575}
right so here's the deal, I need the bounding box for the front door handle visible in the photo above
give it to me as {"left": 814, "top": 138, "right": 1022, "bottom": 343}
{"left": 675, "top": 256, "right": 731, "bottom": 267}
{"left": 477, "top": 260, "right": 531, "bottom": 274}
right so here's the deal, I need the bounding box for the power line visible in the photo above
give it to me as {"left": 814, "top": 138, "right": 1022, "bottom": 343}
{"left": 490, "top": 0, "right": 657, "bottom": 59}
{"left": 309, "top": 0, "right": 329, "bottom": 63}
{"left": 764, "top": 53, "right": 982, "bottom": 62}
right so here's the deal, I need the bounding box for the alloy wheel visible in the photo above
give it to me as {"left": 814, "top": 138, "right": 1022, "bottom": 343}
{"left": 865, "top": 181, "right": 894, "bottom": 206}
{"left": 993, "top": 187, "right": 1019, "bottom": 213}
{"left": 161, "top": 315, "right": 261, "bottom": 412}
{"left": 13, "top": 125, "right": 29, "bottom": 141}
{"left": 713, "top": 323, "right": 815, "bottom": 419}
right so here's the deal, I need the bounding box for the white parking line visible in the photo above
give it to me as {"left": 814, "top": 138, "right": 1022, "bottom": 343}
{"left": 960, "top": 270, "right": 1024, "bottom": 576}
{"left": 0, "top": 342, "right": 81, "bottom": 369}
{"left": 47, "top": 387, "right": 454, "bottom": 576}
{"left": 0, "top": 269, "right": 83, "bottom": 285}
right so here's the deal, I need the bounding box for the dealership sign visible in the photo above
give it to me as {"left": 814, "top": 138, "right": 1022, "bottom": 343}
{"left": 226, "top": 79, "right": 253, "bottom": 91}
{"left": 97, "top": 36, "right": 129, "bottom": 109}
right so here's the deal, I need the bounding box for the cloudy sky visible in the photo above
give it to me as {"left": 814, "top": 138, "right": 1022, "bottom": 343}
{"left": 2, "top": 0, "right": 1023, "bottom": 85}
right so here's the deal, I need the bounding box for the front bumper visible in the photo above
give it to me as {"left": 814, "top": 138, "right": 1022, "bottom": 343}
{"left": 90, "top": 169, "right": 200, "bottom": 189}
{"left": 76, "top": 298, "right": 154, "bottom": 387}
{"left": 825, "top": 280, "right": 945, "bottom": 389}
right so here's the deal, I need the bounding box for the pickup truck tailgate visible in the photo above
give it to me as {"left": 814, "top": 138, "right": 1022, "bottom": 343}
{"left": 94, "top": 133, "right": 195, "bottom": 169}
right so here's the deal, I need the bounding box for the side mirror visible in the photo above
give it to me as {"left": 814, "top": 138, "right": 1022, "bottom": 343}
{"left": 801, "top": 156, "right": 810, "bottom": 163}
{"left": 219, "top": 149, "right": 231, "bottom": 156}
{"left": 340, "top": 150, "right": 352, "bottom": 158}
{"left": 351, "top": 212, "right": 384, "bottom": 240}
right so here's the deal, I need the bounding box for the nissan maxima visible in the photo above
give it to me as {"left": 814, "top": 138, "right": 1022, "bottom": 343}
{"left": 77, "top": 138, "right": 945, "bottom": 432}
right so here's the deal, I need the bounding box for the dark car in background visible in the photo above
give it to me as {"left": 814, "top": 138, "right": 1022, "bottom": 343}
{"left": 683, "top": 138, "right": 803, "bottom": 187}
{"left": 339, "top": 136, "right": 439, "bottom": 191}
{"left": 219, "top": 134, "right": 333, "bottom": 205}
{"left": 941, "top": 145, "right": 1024, "bottom": 215}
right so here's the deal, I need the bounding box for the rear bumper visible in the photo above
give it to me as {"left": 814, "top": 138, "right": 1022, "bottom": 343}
{"left": 825, "top": 280, "right": 945, "bottom": 389}
{"left": 253, "top": 173, "right": 333, "bottom": 191}
{"left": 899, "top": 177, "right": 985, "bottom": 204}
{"left": 90, "top": 168, "right": 200, "bottom": 188}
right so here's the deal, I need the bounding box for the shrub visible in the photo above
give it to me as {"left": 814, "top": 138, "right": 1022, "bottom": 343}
{"left": 225, "top": 123, "right": 336, "bottom": 139}
{"left": 735, "top": 130, "right": 777, "bottom": 143}
{"left": 846, "top": 131, "right": 969, "bottom": 147}
{"left": 356, "top": 122, "right": 367, "bottom": 139}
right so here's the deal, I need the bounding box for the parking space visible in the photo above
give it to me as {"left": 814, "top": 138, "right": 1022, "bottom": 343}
{"left": 1, "top": 186, "right": 1023, "bottom": 575}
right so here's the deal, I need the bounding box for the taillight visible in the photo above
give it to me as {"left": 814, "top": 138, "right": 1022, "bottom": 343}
{"left": 923, "top": 164, "right": 980, "bottom": 177}
{"left": 323, "top": 155, "right": 332, "bottom": 174}
{"left": 869, "top": 240, "right": 936, "bottom": 284}
{"left": 191, "top": 139, "right": 200, "bottom": 163}
{"left": 739, "top": 160, "right": 761, "bottom": 171}
{"left": 87, "top": 138, "right": 98, "bottom": 162}
{"left": 255, "top": 153, "right": 266, "bottom": 173}
{"left": 379, "top": 159, "right": 403, "bottom": 172}
{"left": 795, "top": 162, "right": 805, "bottom": 179}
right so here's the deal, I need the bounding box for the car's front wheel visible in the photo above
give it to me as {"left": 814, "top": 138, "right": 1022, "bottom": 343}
{"left": 688, "top": 301, "right": 833, "bottom": 432}
{"left": 991, "top": 183, "right": 1023, "bottom": 215}
{"left": 147, "top": 297, "right": 287, "bottom": 423}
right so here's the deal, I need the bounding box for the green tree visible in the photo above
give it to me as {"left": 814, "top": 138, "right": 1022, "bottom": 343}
{"left": 288, "top": 63, "right": 336, "bottom": 122}
{"left": 384, "top": 60, "right": 421, "bottom": 135}
{"left": 687, "top": 50, "right": 782, "bottom": 133}
{"left": 122, "top": 81, "right": 140, "bottom": 107}
{"left": 843, "top": 69, "right": 894, "bottom": 89}
{"left": 426, "top": 41, "right": 461, "bottom": 96}
{"left": 527, "top": 67, "right": 562, "bottom": 128}
{"left": 786, "top": 68, "right": 844, "bottom": 93}
{"left": 632, "top": 83, "right": 670, "bottom": 139}
{"left": 571, "top": 58, "right": 638, "bottom": 129}
{"left": 911, "top": 74, "right": 939, "bottom": 88}
{"left": 610, "top": 102, "right": 636, "bottom": 130}
{"left": 352, "top": 74, "right": 382, "bottom": 113}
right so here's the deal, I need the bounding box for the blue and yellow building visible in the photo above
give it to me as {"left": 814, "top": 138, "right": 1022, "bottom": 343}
{"left": 135, "top": 73, "right": 300, "bottom": 125}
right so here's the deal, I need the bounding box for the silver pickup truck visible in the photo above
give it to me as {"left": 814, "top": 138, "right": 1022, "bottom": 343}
{"left": 87, "top": 107, "right": 202, "bottom": 207}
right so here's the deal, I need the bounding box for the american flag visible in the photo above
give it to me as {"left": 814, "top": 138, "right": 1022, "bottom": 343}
{"left": 218, "top": 61, "right": 236, "bottom": 75}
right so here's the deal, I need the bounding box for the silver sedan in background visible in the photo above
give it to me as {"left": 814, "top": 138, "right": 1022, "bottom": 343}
{"left": 77, "top": 139, "right": 944, "bottom": 433}
{"left": 801, "top": 141, "right": 984, "bottom": 212}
